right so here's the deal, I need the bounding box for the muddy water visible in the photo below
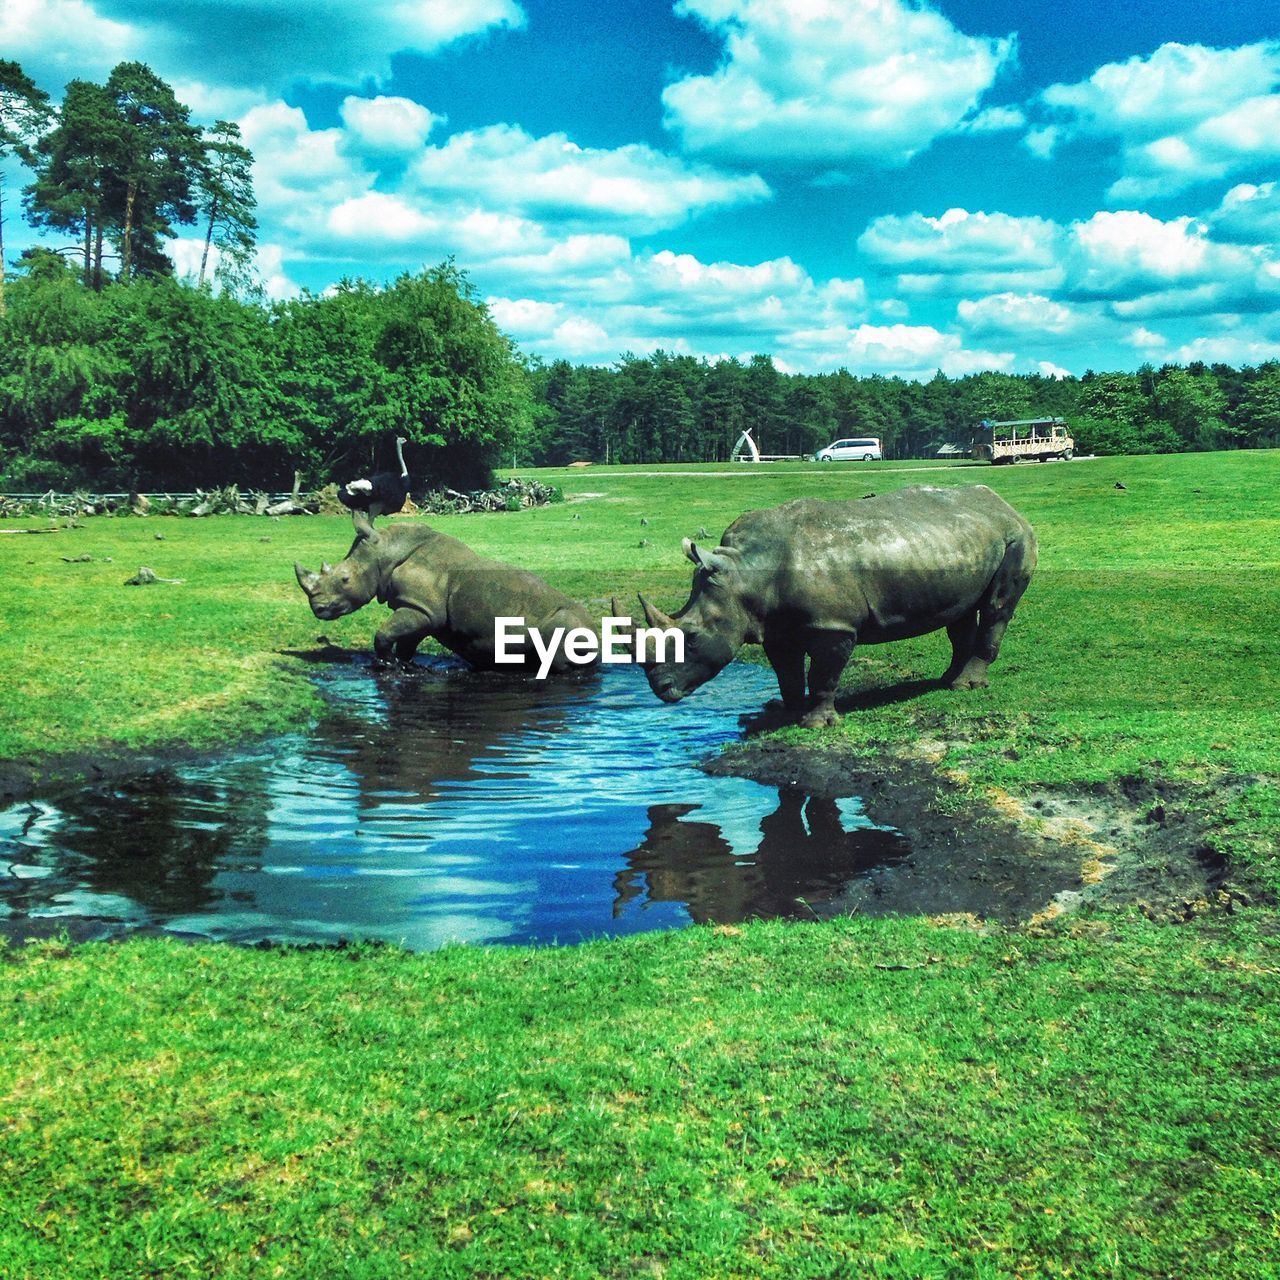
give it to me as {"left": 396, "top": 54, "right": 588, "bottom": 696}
{"left": 0, "top": 661, "right": 910, "bottom": 949}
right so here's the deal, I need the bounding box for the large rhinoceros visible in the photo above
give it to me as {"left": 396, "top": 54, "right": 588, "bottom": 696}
{"left": 636, "top": 484, "right": 1037, "bottom": 726}
{"left": 295, "top": 511, "right": 595, "bottom": 671}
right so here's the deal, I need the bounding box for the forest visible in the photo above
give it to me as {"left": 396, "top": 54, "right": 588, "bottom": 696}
{"left": 2, "top": 58, "right": 1278, "bottom": 491}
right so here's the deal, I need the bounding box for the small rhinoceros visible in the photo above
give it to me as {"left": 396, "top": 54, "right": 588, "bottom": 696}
{"left": 295, "top": 511, "right": 595, "bottom": 671}
{"left": 635, "top": 484, "right": 1037, "bottom": 727}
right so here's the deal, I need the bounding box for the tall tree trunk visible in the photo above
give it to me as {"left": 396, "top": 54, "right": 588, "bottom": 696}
{"left": 83, "top": 213, "right": 93, "bottom": 288}
{"left": 199, "top": 195, "right": 218, "bottom": 286}
{"left": 122, "top": 181, "right": 136, "bottom": 282}
{"left": 94, "top": 221, "right": 104, "bottom": 292}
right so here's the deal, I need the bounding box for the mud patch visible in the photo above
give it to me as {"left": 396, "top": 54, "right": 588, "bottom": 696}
{"left": 704, "top": 740, "right": 1260, "bottom": 923}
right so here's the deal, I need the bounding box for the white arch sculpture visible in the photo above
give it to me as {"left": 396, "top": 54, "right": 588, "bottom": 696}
{"left": 731, "top": 429, "right": 762, "bottom": 463}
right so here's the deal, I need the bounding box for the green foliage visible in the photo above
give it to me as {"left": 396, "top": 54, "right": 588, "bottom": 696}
{"left": 102, "top": 61, "right": 202, "bottom": 281}
{"left": 194, "top": 119, "right": 257, "bottom": 290}
{"left": 527, "top": 356, "right": 1280, "bottom": 465}
{"left": 0, "top": 262, "right": 535, "bottom": 490}
{"left": 0, "top": 58, "right": 53, "bottom": 314}
{"left": 373, "top": 264, "right": 531, "bottom": 488}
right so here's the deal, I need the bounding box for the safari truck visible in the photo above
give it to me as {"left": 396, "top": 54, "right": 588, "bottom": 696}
{"left": 971, "top": 418, "right": 1074, "bottom": 464}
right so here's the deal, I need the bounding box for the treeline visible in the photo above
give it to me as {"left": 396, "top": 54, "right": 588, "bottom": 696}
{"left": 0, "top": 256, "right": 529, "bottom": 491}
{"left": 3, "top": 257, "right": 1276, "bottom": 491}
{"left": 525, "top": 352, "right": 1280, "bottom": 465}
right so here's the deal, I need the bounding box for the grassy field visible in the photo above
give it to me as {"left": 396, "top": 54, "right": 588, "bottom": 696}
{"left": 4, "top": 917, "right": 1279, "bottom": 1278}
{"left": 2, "top": 450, "right": 1279, "bottom": 1276}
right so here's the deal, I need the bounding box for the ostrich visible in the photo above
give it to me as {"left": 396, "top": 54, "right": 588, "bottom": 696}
{"left": 339, "top": 437, "right": 410, "bottom": 519}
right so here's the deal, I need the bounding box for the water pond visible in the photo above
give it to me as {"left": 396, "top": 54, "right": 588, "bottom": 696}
{"left": 0, "top": 661, "right": 908, "bottom": 949}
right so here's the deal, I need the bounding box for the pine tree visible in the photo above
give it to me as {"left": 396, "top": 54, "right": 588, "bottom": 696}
{"left": 195, "top": 119, "right": 257, "bottom": 290}
{"left": 0, "top": 60, "right": 52, "bottom": 313}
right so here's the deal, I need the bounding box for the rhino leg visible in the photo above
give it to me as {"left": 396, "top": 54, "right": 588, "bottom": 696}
{"left": 763, "top": 635, "right": 807, "bottom": 715}
{"left": 374, "top": 607, "right": 434, "bottom": 666}
{"left": 949, "top": 541, "right": 1034, "bottom": 689}
{"left": 799, "top": 631, "right": 855, "bottom": 728}
{"left": 942, "top": 608, "right": 980, "bottom": 686}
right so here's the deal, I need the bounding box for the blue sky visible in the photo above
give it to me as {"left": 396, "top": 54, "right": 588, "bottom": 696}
{"left": 4, "top": 0, "right": 1279, "bottom": 377}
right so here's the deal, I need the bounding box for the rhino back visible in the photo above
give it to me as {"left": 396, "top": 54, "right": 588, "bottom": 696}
{"left": 719, "top": 485, "right": 1035, "bottom": 636}
{"left": 383, "top": 526, "right": 589, "bottom": 633}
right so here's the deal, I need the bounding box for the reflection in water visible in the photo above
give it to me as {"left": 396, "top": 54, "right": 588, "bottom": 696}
{"left": 617, "top": 792, "right": 907, "bottom": 924}
{"left": 0, "top": 661, "right": 904, "bottom": 948}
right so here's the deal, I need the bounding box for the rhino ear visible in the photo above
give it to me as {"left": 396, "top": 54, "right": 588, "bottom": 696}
{"left": 321, "top": 561, "right": 333, "bottom": 575}
{"left": 683, "top": 538, "right": 734, "bottom": 574}
{"left": 294, "top": 562, "right": 320, "bottom": 592}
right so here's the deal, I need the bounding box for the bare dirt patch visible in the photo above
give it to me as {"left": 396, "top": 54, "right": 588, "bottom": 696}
{"left": 704, "top": 739, "right": 1260, "bottom": 924}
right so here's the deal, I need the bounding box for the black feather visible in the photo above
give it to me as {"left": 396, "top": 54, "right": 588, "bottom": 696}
{"left": 338, "top": 473, "right": 409, "bottom": 516}
{"left": 339, "top": 437, "right": 410, "bottom": 518}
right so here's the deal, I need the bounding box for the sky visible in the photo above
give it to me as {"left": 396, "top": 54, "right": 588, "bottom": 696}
{"left": 4, "top": 0, "right": 1280, "bottom": 378}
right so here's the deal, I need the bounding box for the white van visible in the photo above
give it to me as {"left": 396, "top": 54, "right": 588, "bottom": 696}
{"left": 815, "top": 437, "right": 883, "bottom": 462}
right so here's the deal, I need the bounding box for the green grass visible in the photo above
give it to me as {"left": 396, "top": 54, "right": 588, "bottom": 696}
{"left": 3, "top": 917, "right": 1280, "bottom": 1278}
{"left": 3, "top": 449, "right": 1280, "bottom": 1277}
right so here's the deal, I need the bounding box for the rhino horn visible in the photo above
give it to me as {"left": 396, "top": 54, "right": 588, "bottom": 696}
{"left": 610, "top": 596, "right": 629, "bottom": 626}
{"left": 294, "top": 562, "right": 320, "bottom": 592}
{"left": 352, "top": 508, "right": 379, "bottom": 542}
{"left": 638, "top": 593, "right": 677, "bottom": 631}
{"left": 683, "top": 538, "right": 732, "bottom": 573}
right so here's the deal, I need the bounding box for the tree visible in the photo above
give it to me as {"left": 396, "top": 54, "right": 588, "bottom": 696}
{"left": 104, "top": 62, "right": 202, "bottom": 281}
{"left": 26, "top": 79, "right": 128, "bottom": 289}
{"left": 194, "top": 119, "right": 257, "bottom": 290}
{"left": 372, "top": 264, "right": 532, "bottom": 488}
{"left": 1153, "top": 366, "right": 1232, "bottom": 450}
{"left": 0, "top": 60, "right": 52, "bottom": 313}
{"left": 1233, "top": 365, "right": 1280, "bottom": 447}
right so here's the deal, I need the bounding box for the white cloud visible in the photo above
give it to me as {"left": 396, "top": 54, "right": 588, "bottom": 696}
{"left": 1207, "top": 182, "right": 1280, "bottom": 244}
{"left": 483, "top": 247, "right": 879, "bottom": 371}
{"left": 1033, "top": 41, "right": 1280, "bottom": 200}
{"left": 957, "top": 292, "right": 1086, "bottom": 337}
{"left": 1064, "top": 210, "right": 1273, "bottom": 311}
{"left": 859, "top": 208, "right": 1063, "bottom": 270}
{"left": 1128, "top": 326, "right": 1167, "bottom": 351}
{"left": 1168, "top": 333, "right": 1280, "bottom": 366}
{"left": 861, "top": 205, "right": 1279, "bottom": 316}
{"left": 858, "top": 208, "right": 1066, "bottom": 294}
{"left": 0, "top": 0, "right": 136, "bottom": 90}
{"left": 240, "top": 101, "right": 373, "bottom": 218}
{"left": 408, "top": 124, "right": 770, "bottom": 231}
{"left": 662, "top": 0, "right": 1015, "bottom": 165}
{"left": 959, "top": 104, "right": 1026, "bottom": 133}
{"left": 35, "top": 0, "right": 527, "bottom": 96}
{"left": 340, "top": 97, "right": 443, "bottom": 153}
{"left": 165, "top": 236, "right": 299, "bottom": 299}
{"left": 326, "top": 193, "right": 441, "bottom": 245}
{"left": 812, "top": 323, "right": 1013, "bottom": 378}
{"left": 486, "top": 297, "right": 561, "bottom": 338}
